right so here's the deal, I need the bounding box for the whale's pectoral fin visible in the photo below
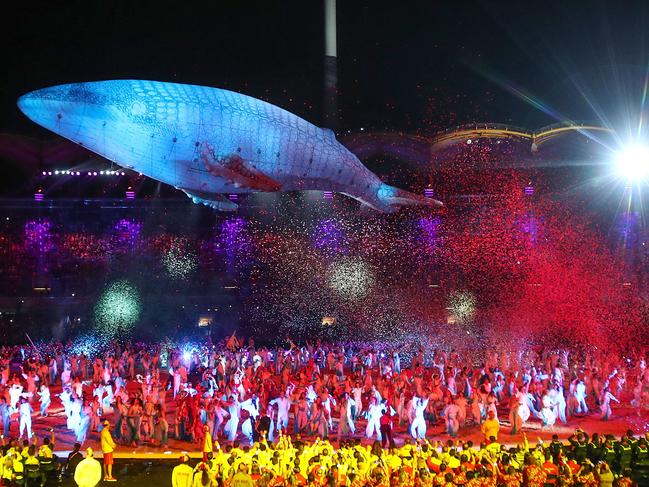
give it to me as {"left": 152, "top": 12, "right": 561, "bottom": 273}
{"left": 182, "top": 189, "right": 238, "bottom": 211}
{"left": 200, "top": 142, "right": 281, "bottom": 192}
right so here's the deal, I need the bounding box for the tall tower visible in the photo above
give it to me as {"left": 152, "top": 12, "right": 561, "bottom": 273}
{"left": 323, "top": 0, "right": 338, "bottom": 131}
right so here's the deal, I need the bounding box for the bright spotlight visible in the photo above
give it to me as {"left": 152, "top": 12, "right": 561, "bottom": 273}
{"left": 615, "top": 144, "right": 649, "bottom": 180}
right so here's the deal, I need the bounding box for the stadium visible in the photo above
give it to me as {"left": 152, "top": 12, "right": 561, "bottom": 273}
{"left": 0, "top": 1, "right": 648, "bottom": 486}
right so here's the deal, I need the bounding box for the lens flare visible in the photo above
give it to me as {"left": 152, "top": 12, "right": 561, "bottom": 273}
{"left": 615, "top": 144, "right": 649, "bottom": 180}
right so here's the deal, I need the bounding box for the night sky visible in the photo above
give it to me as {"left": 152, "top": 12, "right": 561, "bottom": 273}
{"left": 3, "top": 0, "right": 649, "bottom": 138}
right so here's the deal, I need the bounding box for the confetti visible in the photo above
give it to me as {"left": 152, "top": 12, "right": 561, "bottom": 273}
{"left": 162, "top": 243, "right": 198, "bottom": 280}
{"left": 94, "top": 280, "right": 141, "bottom": 338}
{"left": 328, "top": 257, "right": 375, "bottom": 300}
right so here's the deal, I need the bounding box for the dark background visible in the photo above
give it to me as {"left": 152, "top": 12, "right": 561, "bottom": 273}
{"left": 3, "top": 0, "right": 649, "bottom": 138}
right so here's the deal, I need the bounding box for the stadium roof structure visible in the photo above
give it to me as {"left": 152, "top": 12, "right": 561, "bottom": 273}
{"left": 342, "top": 122, "right": 617, "bottom": 169}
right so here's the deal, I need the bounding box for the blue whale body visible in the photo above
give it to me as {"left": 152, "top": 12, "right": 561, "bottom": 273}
{"left": 18, "top": 80, "right": 441, "bottom": 211}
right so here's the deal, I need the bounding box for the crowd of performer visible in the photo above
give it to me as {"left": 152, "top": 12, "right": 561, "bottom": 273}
{"left": 0, "top": 334, "right": 647, "bottom": 484}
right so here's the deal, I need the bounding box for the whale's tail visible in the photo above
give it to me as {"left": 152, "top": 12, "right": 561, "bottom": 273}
{"left": 345, "top": 183, "right": 443, "bottom": 213}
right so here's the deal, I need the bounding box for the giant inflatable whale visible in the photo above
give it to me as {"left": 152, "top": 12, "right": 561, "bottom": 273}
{"left": 18, "top": 80, "right": 441, "bottom": 211}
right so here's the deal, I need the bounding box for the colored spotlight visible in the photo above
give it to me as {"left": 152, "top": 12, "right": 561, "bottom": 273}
{"left": 615, "top": 144, "right": 649, "bottom": 181}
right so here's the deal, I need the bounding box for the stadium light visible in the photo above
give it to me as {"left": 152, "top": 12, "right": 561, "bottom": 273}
{"left": 615, "top": 144, "right": 649, "bottom": 181}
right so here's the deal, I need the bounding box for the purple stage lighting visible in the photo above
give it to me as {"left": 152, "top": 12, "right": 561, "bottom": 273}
{"left": 114, "top": 219, "right": 142, "bottom": 246}
{"left": 219, "top": 217, "right": 251, "bottom": 273}
{"left": 313, "top": 219, "right": 344, "bottom": 253}
{"left": 418, "top": 216, "right": 441, "bottom": 249}
{"left": 24, "top": 219, "right": 53, "bottom": 253}
{"left": 519, "top": 214, "right": 539, "bottom": 243}
{"left": 617, "top": 211, "right": 639, "bottom": 250}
